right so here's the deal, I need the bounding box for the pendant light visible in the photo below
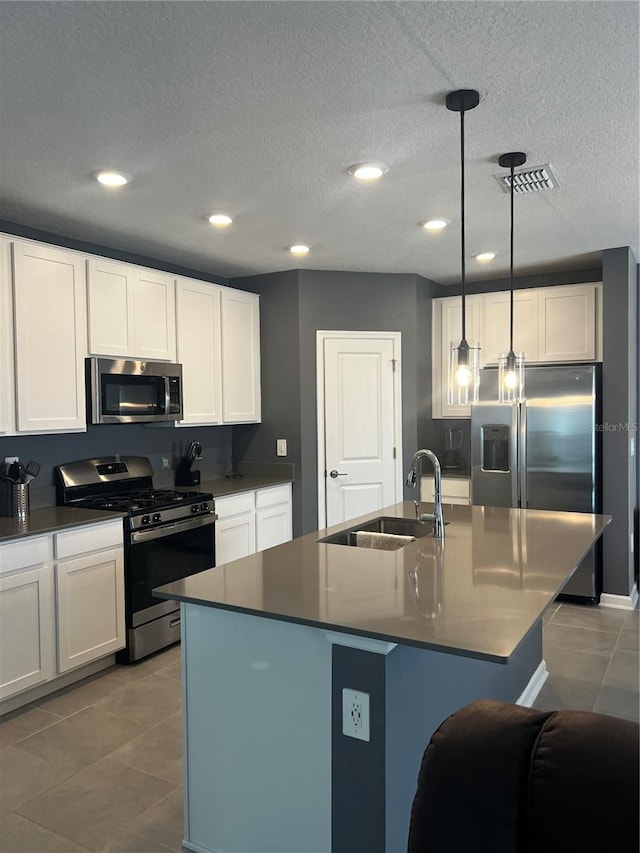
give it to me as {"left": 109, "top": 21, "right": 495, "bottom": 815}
{"left": 446, "top": 89, "right": 482, "bottom": 407}
{"left": 497, "top": 151, "right": 527, "bottom": 403}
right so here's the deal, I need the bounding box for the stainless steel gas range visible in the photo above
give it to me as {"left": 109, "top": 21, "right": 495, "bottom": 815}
{"left": 56, "top": 456, "right": 217, "bottom": 662}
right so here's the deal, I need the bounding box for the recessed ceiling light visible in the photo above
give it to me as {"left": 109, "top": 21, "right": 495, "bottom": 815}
{"left": 474, "top": 251, "right": 496, "bottom": 262}
{"left": 93, "top": 170, "right": 132, "bottom": 187}
{"left": 421, "top": 219, "right": 449, "bottom": 231}
{"left": 347, "top": 162, "right": 389, "bottom": 181}
{"left": 208, "top": 213, "right": 234, "bottom": 228}
{"left": 289, "top": 244, "right": 310, "bottom": 256}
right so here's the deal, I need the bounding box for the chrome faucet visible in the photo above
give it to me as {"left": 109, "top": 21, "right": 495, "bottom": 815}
{"left": 406, "top": 449, "right": 445, "bottom": 539}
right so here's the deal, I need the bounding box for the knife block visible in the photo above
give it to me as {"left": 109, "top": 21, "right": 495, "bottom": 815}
{"left": 175, "top": 458, "right": 201, "bottom": 487}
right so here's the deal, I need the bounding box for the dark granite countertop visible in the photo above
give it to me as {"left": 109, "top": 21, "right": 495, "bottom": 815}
{"left": 199, "top": 475, "right": 293, "bottom": 499}
{"left": 154, "top": 501, "right": 611, "bottom": 664}
{"left": 0, "top": 507, "right": 125, "bottom": 543}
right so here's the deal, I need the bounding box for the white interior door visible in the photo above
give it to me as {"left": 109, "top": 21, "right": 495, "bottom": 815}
{"left": 320, "top": 334, "right": 401, "bottom": 528}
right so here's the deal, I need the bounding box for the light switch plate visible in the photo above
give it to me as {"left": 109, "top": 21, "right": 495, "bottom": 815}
{"left": 276, "top": 439, "right": 287, "bottom": 457}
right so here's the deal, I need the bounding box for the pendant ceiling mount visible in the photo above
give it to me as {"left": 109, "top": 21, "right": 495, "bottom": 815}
{"left": 445, "top": 89, "right": 480, "bottom": 113}
{"left": 498, "top": 152, "right": 527, "bottom": 170}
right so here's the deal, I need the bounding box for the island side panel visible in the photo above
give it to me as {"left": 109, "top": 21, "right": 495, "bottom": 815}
{"left": 384, "top": 622, "right": 543, "bottom": 853}
{"left": 182, "top": 604, "right": 332, "bottom": 853}
{"left": 331, "top": 645, "right": 387, "bottom": 853}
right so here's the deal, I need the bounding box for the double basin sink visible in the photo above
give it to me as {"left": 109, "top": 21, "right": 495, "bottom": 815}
{"left": 318, "top": 515, "right": 446, "bottom": 548}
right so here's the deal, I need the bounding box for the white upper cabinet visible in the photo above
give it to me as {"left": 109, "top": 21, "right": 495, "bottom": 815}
{"left": 220, "top": 288, "right": 261, "bottom": 423}
{"left": 87, "top": 258, "right": 176, "bottom": 361}
{"left": 536, "top": 283, "right": 599, "bottom": 362}
{"left": 480, "top": 289, "right": 539, "bottom": 365}
{"left": 13, "top": 242, "right": 87, "bottom": 433}
{"left": 0, "top": 237, "right": 14, "bottom": 434}
{"left": 176, "top": 278, "right": 223, "bottom": 425}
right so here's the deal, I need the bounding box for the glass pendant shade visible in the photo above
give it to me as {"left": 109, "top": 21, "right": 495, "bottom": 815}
{"left": 498, "top": 350, "right": 525, "bottom": 403}
{"left": 448, "top": 340, "right": 481, "bottom": 406}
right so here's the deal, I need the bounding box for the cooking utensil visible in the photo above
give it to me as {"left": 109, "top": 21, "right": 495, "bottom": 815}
{"left": 25, "top": 460, "right": 41, "bottom": 480}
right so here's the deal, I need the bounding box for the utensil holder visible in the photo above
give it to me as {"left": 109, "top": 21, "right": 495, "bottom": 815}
{"left": 0, "top": 482, "right": 30, "bottom": 519}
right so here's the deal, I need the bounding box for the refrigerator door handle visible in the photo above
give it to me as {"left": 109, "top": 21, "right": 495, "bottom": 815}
{"left": 519, "top": 404, "right": 528, "bottom": 508}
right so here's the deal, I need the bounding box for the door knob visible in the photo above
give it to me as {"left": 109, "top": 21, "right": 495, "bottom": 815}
{"left": 329, "top": 470, "right": 348, "bottom": 478}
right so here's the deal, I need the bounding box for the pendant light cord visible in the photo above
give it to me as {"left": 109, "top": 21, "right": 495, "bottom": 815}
{"left": 509, "top": 161, "right": 514, "bottom": 353}
{"left": 460, "top": 106, "right": 466, "bottom": 341}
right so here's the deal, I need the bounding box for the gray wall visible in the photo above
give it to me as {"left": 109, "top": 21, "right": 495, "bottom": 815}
{"left": 232, "top": 270, "right": 304, "bottom": 534}
{"left": 601, "top": 247, "right": 638, "bottom": 597}
{"left": 0, "top": 425, "right": 233, "bottom": 506}
{"left": 233, "top": 268, "right": 446, "bottom": 535}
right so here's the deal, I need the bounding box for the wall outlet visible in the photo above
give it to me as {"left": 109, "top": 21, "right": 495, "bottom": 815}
{"left": 276, "top": 439, "right": 287, "bottom": 457}
{"left": 161, "top": 456, "right": 171, "bottom": 469}
{"left": 342, "top": 688, "right": 370, "bottom": 741}
{"left": 4, "top": 457, "right": 18, "bottom": 465}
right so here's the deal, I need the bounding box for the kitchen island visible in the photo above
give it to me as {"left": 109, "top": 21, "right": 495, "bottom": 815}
{"left": 155, "top": 501, "right": 610, "bottom": 853}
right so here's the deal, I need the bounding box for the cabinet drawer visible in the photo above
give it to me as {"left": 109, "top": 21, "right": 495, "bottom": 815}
{"left": 255, "top": 484, "right": 291, "bottom": 509}
{"left": 215, "top": 492, "right": 255, "bottom": 519}
{"left": 55, "top": 519, "right": 123, "bottom": 560}
{"left": 0, "top": 535, "right": 51, "bottom": 575}
{"left": 421, "top": 477, "right": 470, "bottom": 502}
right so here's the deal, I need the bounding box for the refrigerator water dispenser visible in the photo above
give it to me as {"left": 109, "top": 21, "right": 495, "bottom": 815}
{"left": 482, "top": 425, "right": 510, "bottom": 472}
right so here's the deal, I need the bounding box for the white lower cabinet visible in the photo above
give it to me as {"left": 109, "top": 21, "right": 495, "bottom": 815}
{"left": 0, "top": 536, "right": 54, "bottom": 700}
{"left": 215, "top": 484, "right": 292, "bottom": 565}
{"left": 255, "top": 485, "right": 293, "bottom": 551}
{"left": 216, "top": 503, "right": 256, "bottom": 565}
{"left": 54, "top": 520, "right": 125, "bottom": 673}
{"left": 421, "top": 476, "right": 470, "bottom": 506}
{"left": 0, "top": 520, "right": 124, "bottom": 706}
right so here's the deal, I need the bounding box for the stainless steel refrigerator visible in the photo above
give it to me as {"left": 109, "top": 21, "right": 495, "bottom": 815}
{"left": 470, "top": 364, "right": 601, "bottom": 601}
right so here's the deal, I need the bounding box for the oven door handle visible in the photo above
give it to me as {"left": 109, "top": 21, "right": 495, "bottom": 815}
{"left": 130, "top": 513, "right": 218, "bottom": 544}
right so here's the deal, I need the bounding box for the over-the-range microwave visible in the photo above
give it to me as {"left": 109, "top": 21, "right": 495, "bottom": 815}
{"left": 89, "top": 357, "right": 183, "bottom": 424}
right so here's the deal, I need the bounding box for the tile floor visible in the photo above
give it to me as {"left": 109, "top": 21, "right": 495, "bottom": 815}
{"left": 0, "top": 603, "right": 638, "bottom": 852}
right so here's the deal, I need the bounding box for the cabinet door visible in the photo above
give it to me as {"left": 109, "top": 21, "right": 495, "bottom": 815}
{"left": 0, "top": 237, "right": 14, "bottom": 434}
{"left": 481, "top": 290, "right": 539, "bottom": 365}
{"left": 537, "top": 284, "right": 598, "bottom": 362}
{"left": 176, "top": 278, "right": 222, "bottom": 425}
{"left": 13, "top": 242, "right": 87, "bottom": 432}
{"left": 256, "top": 503, "right": 292, "bottom": 552}
{"left": 87, "top": 258, "right": 135, "bottom": 356}
{"left": 220, "top": 288, "right": 261, "bottom": 423}
{"left": 215, "top": 512, "right": 256, "bottom": 565}
{"left": 55, "top": 547, "right": 125, "bottom": 673}
{"left": 0, "top": 567, "right": 54, "bottom": 699}
{"left": 132, "top": 268, "right": 176, "bottom": 361}
{"left": 434, "top": 295, "right": 482, "bottom": 418}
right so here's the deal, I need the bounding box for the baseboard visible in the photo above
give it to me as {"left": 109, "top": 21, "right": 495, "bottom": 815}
{"left": 600, "top": 584, "right": 639, "bottom": 610}
{"left": 0, "top": 655, "right": 115, "bottom": 717}
{"left": 516, "top": 659, "right": 548, "bottom": 708}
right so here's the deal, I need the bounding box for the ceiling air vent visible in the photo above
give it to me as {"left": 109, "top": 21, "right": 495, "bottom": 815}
{"left": 494, "top": 164, "right": 559, "bottom": 194}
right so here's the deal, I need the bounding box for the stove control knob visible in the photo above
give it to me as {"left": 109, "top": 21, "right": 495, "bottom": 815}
{"left": 152, "top": 513, "right": 161, "bottom": 523}
{"left": 200, "top": 502, "right": 209, "bottom": 512}
{"left": 141, "top": 515, "right": 151, "bottom": 526}
{"left": 191, "top": 504, "right": 200, "bottom": 514}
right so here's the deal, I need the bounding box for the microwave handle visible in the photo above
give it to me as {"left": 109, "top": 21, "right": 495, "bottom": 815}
{"left": 164, "top": 376, "right": 171, "bottom": 415}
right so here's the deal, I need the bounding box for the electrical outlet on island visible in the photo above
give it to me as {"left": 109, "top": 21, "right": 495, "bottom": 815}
{"left": 342, "top": 688, "right": 370, "bottom": 741}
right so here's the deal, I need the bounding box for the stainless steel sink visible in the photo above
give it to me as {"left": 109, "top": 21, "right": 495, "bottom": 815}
{"left": 317, "top": 516, "right": 447, "bottom": 548}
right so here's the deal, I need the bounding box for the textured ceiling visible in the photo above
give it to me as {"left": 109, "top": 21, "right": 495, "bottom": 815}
{"left": 0, "top": 1, "right": 638, "bottom": 284}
